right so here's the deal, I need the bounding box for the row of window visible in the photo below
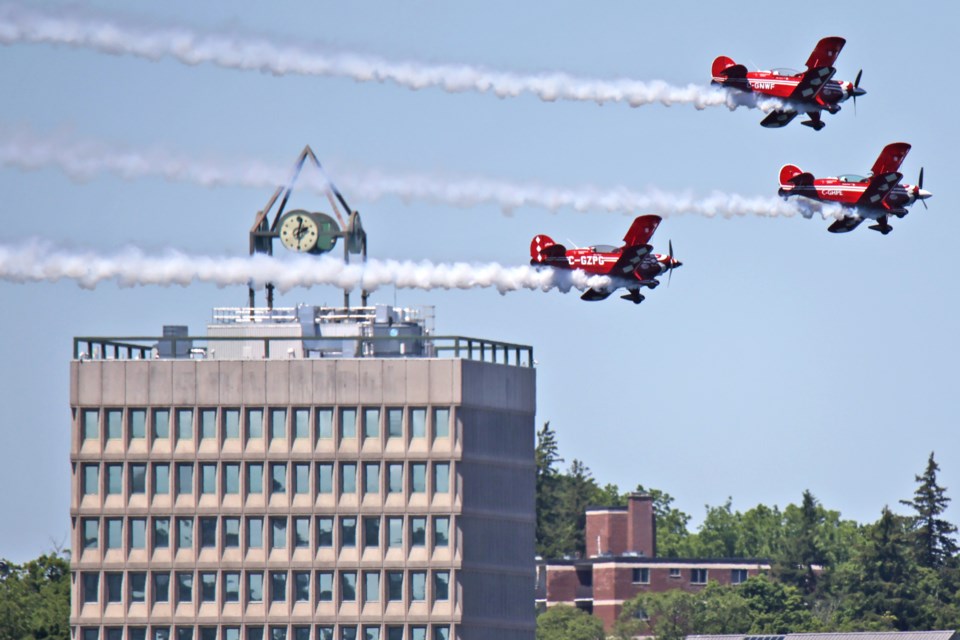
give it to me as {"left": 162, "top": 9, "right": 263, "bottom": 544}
{"left": 79, "top": 407, "right": 451, "bottom": 445}
{"left": 630, "top": 568, "right": 748, "bottom": 585}
{"left": 79, "top": 625, "right": 450, "bottom": 640}
{"left": 79, "top": 461, "right": 452, "bottom": 499}
{"left": 79, "top": 514, "right": 451, "bottom": 554}
{"left": 79, "top": 568, "right": 453, "bottom": 607}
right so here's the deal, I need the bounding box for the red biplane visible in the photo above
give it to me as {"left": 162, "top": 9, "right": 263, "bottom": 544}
{"left": 778, "top": 142, "right": 931, "bottom": 234}
{"left": 712, "top": 36, "right": 865, "bottom": 130}
{"left": 529, "top": 214, "right": 681, "bottom": 304}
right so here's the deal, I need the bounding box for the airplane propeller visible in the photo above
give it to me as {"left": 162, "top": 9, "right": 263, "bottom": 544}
{"left": 667, "top": 239, "right": 682, "bottom": 286}
{"left": 919, "top": 167, "right": 928, "bottom": 209}
{"left": 852, "top": 69, "right": 865, "bottom": 115}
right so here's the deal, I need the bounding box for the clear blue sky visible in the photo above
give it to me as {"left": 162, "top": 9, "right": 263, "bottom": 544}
{"left": 1, "top": 0, "right": 957, "bottom": 562}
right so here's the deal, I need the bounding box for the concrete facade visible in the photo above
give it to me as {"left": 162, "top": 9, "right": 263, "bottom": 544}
{"left": 70, "top": 357, "right": 536, "bottom": 640}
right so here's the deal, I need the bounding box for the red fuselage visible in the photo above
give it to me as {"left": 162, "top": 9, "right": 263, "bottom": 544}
{"left": 726, "top": 70, "right": 857, "bottom": 111}
{"left": 779, "top": 176, "right": 928, "bottom": 214}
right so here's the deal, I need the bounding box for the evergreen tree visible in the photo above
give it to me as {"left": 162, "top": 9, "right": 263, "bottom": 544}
{"left": 774, "top": 490, "right": 828, "bottom": 595}
{"left": 559, "top": 459, "right": 603, "bottom": 556}
{"left": 535, "top": 422, "right": 565, "bottom": 557}
{"left": 899, "top": 452, "right": 959, "bottom": 569}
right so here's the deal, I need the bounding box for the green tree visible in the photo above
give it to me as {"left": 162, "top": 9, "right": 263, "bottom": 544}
{"left": 0, "top": 552, "right": 71, "bottom": 640}
{"left": 774, "top": 490, "right": 828, "bottom": 595}
{"left": 615, "top": 583, "right": 751, "bottom": 640}
{"left": 899, "top": 452, "right": 959, "bottom": 570}
{"left": 634, "top": 485, "right": 693, "bottom": 557}
{"left": 693, "top": 499, "right": 741, "bottom": 557}
{"left": 558, "top": 459, "right": 603, "bottom": 556}
{"left": 739, "top": 574, "right": 819, "bottom": 633}
{"left": 536, "top": 604, "right": 605, "bottom": 640}
{"left": 535, "top": 422, "right": 565, "bottom": 557}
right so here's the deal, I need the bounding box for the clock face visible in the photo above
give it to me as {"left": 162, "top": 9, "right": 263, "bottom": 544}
{"left": 279, "top": 211, "right": 320, "bottom": 253}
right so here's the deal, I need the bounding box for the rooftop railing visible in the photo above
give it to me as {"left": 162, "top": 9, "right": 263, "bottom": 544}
{"left": 73, "top": 335, "right": 534, "bottom": 367}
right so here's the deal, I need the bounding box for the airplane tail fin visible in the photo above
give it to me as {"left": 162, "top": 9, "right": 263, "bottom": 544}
{"left": 711, "top": 56, "right": 748, "bottom": 84}
{"left": 530, "top": 235, "right": 566, "bottom": 264}
{"left": 778, "top": 164, "right": 815, "bottom": 196}
{"left": 779, "top": 164, "right": 804, "bottom": 186}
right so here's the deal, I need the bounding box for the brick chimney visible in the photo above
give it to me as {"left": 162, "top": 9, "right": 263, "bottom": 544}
{"left": 627, "top": 493, "right": 656, "bottom": 557}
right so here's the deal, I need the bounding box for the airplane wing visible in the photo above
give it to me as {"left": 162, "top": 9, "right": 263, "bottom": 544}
{"left": 609, "top": 244, "right": 651, "bottom": 277}
{"left": 805, "top": 37, "right": 846, "bottom": 70}
{"left": 869, "top": 142, "right": 911, "bottom": 176}
{"left": 856, "top": 172, "right": 903, "bottom": 207}
{"left": 580, "top": 289, "right": 613, "bottom": 302}
{"left": 622, "top": 214, "right": 662, "bottom": 246}
{"left": 828, "top": 215, "right": 864, "bottom": 233}
{"left": 761, "top": 110, "right": 799, "bottom": 128}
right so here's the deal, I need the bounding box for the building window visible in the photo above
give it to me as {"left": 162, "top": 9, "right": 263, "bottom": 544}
{"left": 223, "top": 572, "right": 240, "bottom": 602}
{"left": 316, "top": 408, "right": 333, "bottom": 440}
{"left": 294, "top": 517, "right": 310, "bottom": 548}
{"left": 291, "top": 630, "right": 308, "bottom": 640}
{"left": 82, "top": 572, "right": 99, "bottom": 603}
{"left": 433, "top": 629, "right": 448, "bottom": 640}
{"left": 81, "top": 631, "right": 99, "bottom": 640}
{"left": 433, "top": 408, "right": 450, "bottom": 438}
{"left": 433, "top": 517, "right": 450, "bottom": 547}
{"left": 271, "top": 517, "right": 287, "bottom": 549}
{"left": 318, "top": 630, "right": 334, "bottom": 640}
{"left": 223, "top": 409, "right": 240, "bottom": 439}
{"left": 341, "top": 629, "right": 356, "bottom": 640}
{"left": 341, "top": 517, "right": 357, "bottom": 547}
{"left": 293, "top": 409, "right": 309, "bottom": 440}
{"left": 341, "top": 463, "right": 357, "bottom": 494}
{"left": 669, "top": 568, "right": 681, "bottom": 578}
{"left": 284, "top": 463, "right": 305, "bottom": 496}
{"left": 386, "top": 571, "right": 403, "bottom": 601}
{"left": 386, "top": 629, "right": 403, "bottom": 640}
{"left": 731, "top": 569, "right": 748, "bottom": 584}
{"left": 691, "top": 569, "right": 708, "bottom": 584}
{"left": 154, "top": 518, "right": 170, "bottom": 549}
{"left": 317, "top": 571, "right": 333, "bottom": 602}
{"left": 363, "top": 408, "right": 379, "bottom": 438}
{"left": 199, "top": 517, "right": 217, "bottom": 549}
{"left": 363, "top": 628, "right": 379, "bottom": 640}
{"left": 364, "top": 463, "right": 380, "bottom": 494}
{"left": 387, "top": 463, "right": 403, "bottom": 494}
{"left": 409, "top": 629, "right": 426, "bottom": 640}
{"left": 130, "top": 464, "right": 147, "bottom": 494}
{"left": 130, "top": 572, "right": 146, "bottom": 603}
{"left": 632, "top": 568, "right": 650, "bottom": 584}
{"left": 433, "top": 463, "right": 450, "bottom": 494}
{"left": 410, "top": 408, "right": 426, "bottom": 438}
{"left": 410, "top": 572, "right": 426, "bottom": 602}
{"left": 200, "top": 628, "right": 217, "bottom": 640}
{"left": 105, "top": 518, "right": 122, "bottom": 550}
{"left": 153, "top": 572, "right": 170, "bottom": 603}
{"left": 271, "top": 463, "right": 287, "bottom": 494}
{"left": 363, "top": 517, "right": 380, "bottom": 548}
{"left": 340, "top": 572, "right": 357, "bottom": 602}
{"left": 269, "top": 628, "right": 286, "bottom": 640}
{"left": 294, "top": 572, "right": 310, "bottom": 602}
{"left": 387, "top": 518, "right": 403, "bottom": 549}
{"left": 153, "top": 409, "right": 170, "bottom": 439}
{"left": 106, "top": 572, "right": 123, "bottom": 603}
{"left": 130, "top": 409, "right": 146, "bottom": 440}
{"left": 386, "top": 408, "right": 403, "bottom": 438}
{"left": 154, "top": 628, "right": 171, "bottom": 640}
{"left": 82, "top": 464, "right": 99, "bottom": 495}
{"left": 270, "top": 571, "right": 287, "bottom": 602}
{"left": 106, "top": 629, "right": 123, "bottom": 640}
{"left": 177, "top": 517, "right": 193, "bottom": 549}
{"left": 317, "top": 517, "right": 333, "bottom": 548}
{"left": 248, "top": 463, "right": 263, "bottom": 495}
{"left": 176, "top": 463, "right": 193, "bottom": 496}
{"left": 434, "top": 571, "right": 450, "bottom": 601}
{"left": 130, "top": 518, "right": 147, "bottom": 549}
{"left": 248, "top": 572, "right": 263, "bottom": 603}
{"left": 106, "top": 409, "right": 122, "bottom": 440}
{"left": 224, "top": 463, "right": 240, "bottom": 495}
{"left": 106, "top": 464, "right": 123, "bottom": 495}
{"left": 411, "top": 518, "right": 426, "bottom": 547}
{"left": 82, "top": 409, "right": 99, "bottom": 441}
{"left": 364, "top": 571, "right": 380, "bottom": 603}
{"left": 224, "top": 629, "right": 240, "bottom": 640}
{"left": 200, "top": 463, "right": 217, "bottom": 495}
{"left": 200, "top": 409, "right": 216, "bottom": 441}
{"left": 198, "top": 572, "right": 216, "bottom": 603}
{"left": 340, "top": 408, "right": 357, "bottom": 438}
{"left": 153, "top": 463, "right": 170, "bottom": 495}
{"left": 82, "top": 518, "right": 98, "bottom": 550}
{"left": 177, "top": 628, "right": 194, "bottom": 640}
{"left": 317, "top": 463, "right": 333, "bottom": 494}
{"left": 176, "top": 409, "right": 193, "bottom": 441}
{"left": 247, "top": 409, "right": 264, "bottom": 439}
{"left": 410, "top": 463, "right": 426, "bottom": 493}
{"left": 270, "top": 408, "right": 287, "bottom": 441}
{"left": 223, "top": 517, "right": 240, "bottom": 548}
{"left": 247, "top": 630, "right": 263, "bottom": 640}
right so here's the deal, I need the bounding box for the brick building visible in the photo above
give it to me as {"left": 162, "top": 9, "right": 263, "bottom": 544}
{"left": 536, "top": 494, "right": 769, "bottom": 630}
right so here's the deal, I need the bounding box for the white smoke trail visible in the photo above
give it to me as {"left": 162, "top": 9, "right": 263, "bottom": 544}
{"left": 0, "top": 128, "right": 844, "bottom": 220}
{"left": 0, "top": 3, "right": 785, "bottom": 113}
{"left": 0, "top": 241, "right": 617, "bottom": 294}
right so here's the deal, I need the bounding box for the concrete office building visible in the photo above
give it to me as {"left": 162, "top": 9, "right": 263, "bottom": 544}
{"left": 69, "top": 305, "right": 536, "bottom": 640}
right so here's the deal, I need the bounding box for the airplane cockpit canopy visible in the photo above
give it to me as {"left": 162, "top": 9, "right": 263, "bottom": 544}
{"left": 590, "top": 245, "right": 617, "bottom": 253}
{"left": 837, "top": 174, "right": 868, "bottom": 183}
{"left": 771, "top": 67, "right": 800, "bottom": 76}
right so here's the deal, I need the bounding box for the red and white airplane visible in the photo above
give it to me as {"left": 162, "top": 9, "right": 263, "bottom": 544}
{"left": 529, "top": 214, "right": 681, "bottom": 304}
{"left": 778, "top": 142, "right": 932, "bottom": 234}
{"left": 711, "top": 36, "right": 866, "bottom": 130}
